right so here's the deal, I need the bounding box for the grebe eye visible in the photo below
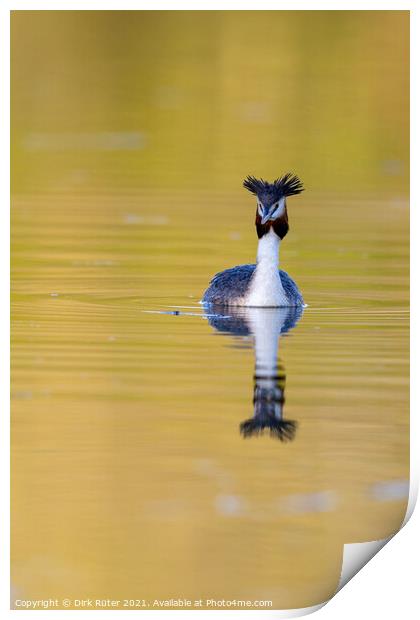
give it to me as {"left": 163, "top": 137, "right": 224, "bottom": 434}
{"left": 272, "top": 199, "right": 285, "bottom": 218}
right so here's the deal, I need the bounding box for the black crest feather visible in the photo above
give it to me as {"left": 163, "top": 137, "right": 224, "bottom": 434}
{"left": 243, "top": 173, "right": 304, "bottom": 202}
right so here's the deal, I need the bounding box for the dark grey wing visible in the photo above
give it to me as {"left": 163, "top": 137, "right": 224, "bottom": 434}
{"left": 202, "top": 264, "right": 256, "bottom": 305}
{"left": 279, "top": 269, "right": 304, "bottom": 306}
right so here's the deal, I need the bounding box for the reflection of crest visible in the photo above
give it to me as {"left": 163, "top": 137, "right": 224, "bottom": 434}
{"left": 206, "top": 306, "right": 303, "bottom": 441}
{"left": 240, "top": 370, "right": 297, "bottom": 441}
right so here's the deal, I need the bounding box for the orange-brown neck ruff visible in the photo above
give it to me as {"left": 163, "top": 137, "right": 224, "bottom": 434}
{"left": 255, "top": 208, "right": 289, "bottom": 240}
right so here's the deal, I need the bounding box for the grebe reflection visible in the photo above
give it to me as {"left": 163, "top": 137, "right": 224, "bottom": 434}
{"left": 207, "top": 306, "right": 303, "bottom": 441}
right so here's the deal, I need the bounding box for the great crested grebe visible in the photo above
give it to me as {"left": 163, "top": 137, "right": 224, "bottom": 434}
{"left": 201, "top": 173, "right": 304, "bottom": 307}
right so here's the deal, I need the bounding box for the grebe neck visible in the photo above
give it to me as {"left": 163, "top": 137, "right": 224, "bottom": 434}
{"left": 244, "top": 229, "right": 288, "bottom": 307}
{"left": 256, "top": 228, "right": 281, "bottom": 267}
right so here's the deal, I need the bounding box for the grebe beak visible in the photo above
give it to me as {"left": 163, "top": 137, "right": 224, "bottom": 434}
{"left": 260, "top": 207, "right": 273, "bottom": 225}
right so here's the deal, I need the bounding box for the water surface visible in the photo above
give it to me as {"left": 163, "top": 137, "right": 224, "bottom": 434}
{"left": 11, "top": 192, "right": 409, "bottom": 609}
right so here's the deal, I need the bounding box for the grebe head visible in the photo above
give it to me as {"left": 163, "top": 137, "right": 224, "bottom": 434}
{"left": 243, "top": 173, "right": 304, "bottom": 239}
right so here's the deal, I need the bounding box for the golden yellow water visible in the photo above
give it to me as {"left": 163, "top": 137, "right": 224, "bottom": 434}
{"left": 11, "top": 10, "right": 409, "bottom": 611}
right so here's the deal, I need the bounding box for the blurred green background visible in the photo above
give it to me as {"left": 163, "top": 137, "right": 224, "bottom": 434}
{"left": 11, "top": 10, "right": 409, "bottom": 197}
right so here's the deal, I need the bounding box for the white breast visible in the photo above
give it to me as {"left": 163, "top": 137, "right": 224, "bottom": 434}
{"left": 244, "top": 264, "right": 288, "bottom": 306}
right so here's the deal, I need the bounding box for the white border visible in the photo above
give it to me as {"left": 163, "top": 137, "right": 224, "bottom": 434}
{"left": 2, "top": 2, "right": 415, "bottom": 9}
{"left": 3, "top": 3, "right": 416, "bottom": 618}
{"left": 1, "top": 1, "right": 11, "bottom": 616}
